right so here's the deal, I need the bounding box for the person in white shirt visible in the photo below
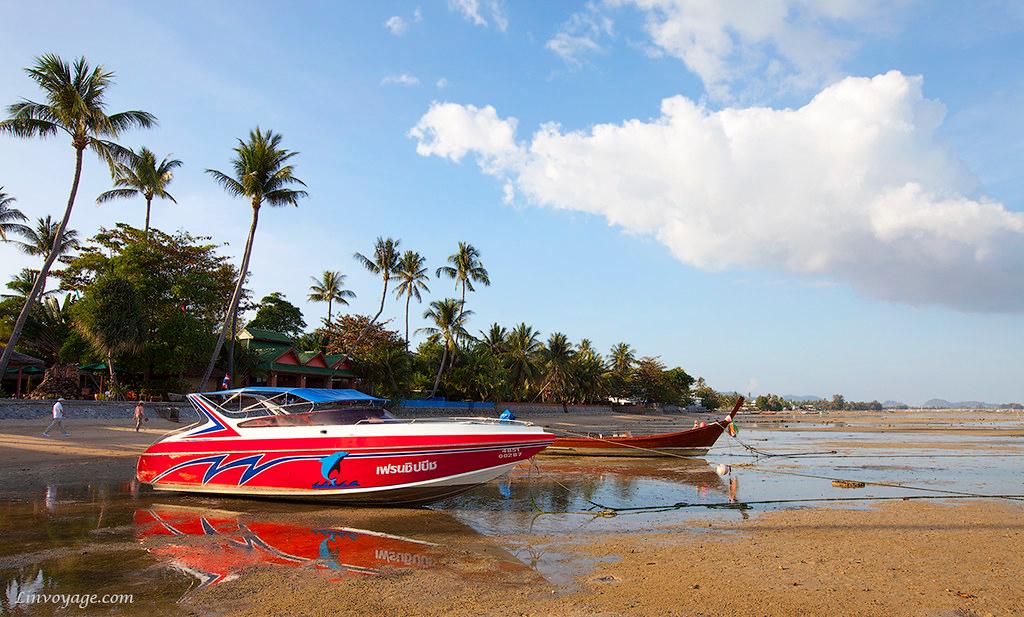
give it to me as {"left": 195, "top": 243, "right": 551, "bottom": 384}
{"left": 43, "top": 398, "right": 69, "bottom": 438}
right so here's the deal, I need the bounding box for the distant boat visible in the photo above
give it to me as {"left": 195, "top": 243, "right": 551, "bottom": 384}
{"left": 137, "top": 387, "right": 553, "bottom": 505}
{"left": 543, "top": 397, "right": 743, "bottom": 457}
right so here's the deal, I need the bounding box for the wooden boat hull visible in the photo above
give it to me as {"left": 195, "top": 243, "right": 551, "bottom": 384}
{"left": 543, "top": 398, "right": 744, "bottom": 458}
{"left": 543, "top": 423, "right": 726, "bottom": 457}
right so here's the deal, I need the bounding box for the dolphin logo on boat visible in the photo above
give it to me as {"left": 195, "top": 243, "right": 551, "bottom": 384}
{"left": 314, "top": 452, "right": 356, "bottom": 488}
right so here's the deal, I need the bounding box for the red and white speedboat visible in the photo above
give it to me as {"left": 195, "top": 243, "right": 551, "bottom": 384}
{"left": 137, "top": 387, "right": 554, "bottom": 505}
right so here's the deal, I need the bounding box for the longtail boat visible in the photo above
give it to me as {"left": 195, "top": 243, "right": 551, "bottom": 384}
{"left": 542, "top": 397, "right": 743, "bottom": 457}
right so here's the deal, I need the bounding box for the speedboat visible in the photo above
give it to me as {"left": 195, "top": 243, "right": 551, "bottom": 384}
{"left": 136, "top": 387, "right": 554, "bottom": 505}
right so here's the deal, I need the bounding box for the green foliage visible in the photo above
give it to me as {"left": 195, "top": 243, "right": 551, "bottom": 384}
{"left": 59, "top": 223, "right": 238, "bottom": 386}
{"left": 0, "top": 187, "right": 28, "bottom": 241}
{"left": 308, "top": 270, "right": 355, "bottom": 326}
{"left": 247, "top": 292, "right": 307, "bottom": 337}
{"left": 73, "top": 274, "right": 146, "bottom": 365}
{"left": 97, "top": 146, "right": 182, "bottom": 232}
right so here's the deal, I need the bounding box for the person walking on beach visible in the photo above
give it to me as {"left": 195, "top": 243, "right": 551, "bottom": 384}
{"left": 133, "top": 400, "right": 147, "bottom": 432}
{"left": 43, "top": 398, "right": 69, "bottom": 438}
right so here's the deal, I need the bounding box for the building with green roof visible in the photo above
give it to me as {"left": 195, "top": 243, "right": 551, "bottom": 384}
{"left": 237, "top": 327, "right": 358, "bottom": 389}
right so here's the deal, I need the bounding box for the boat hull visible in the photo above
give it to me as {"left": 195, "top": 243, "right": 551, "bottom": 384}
{"left": 138, "top": 433, "right": 551, "bottom": 505}
{"left": 543, "top": 422, "right": 727, "bottom": 458}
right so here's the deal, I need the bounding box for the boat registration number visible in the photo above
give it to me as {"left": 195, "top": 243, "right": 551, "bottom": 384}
{"left": 498, "top": 447, "right": 522, "bottom": 459}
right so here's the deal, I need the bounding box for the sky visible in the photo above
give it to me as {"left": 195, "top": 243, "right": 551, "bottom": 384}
{"left": 0, "top": 0, "right": 1021, "bottom": 404}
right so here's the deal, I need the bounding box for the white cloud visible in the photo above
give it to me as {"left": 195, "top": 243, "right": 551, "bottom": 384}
{"left": 436, "top": 78, "right": 449, "bottom": 89}
{"left": 384, "top": 15, "right": 407, "bottom": 36}
{"left": 613, "top": 0, "right": 888, "bottom": 101}
{"left": 414, "top": 7, "right": 423, "bottom": 22}
{"left": 381, "top": 73, "right": 421, "bottom": 87}
{"left": 410, "top": 72, "right": 1024, "bottom": 312}
{"left": 449, "top": 0, "right": 508, "bottom": 32}
{"left": 547, "top": 4, "right": 615, "bottom": 67}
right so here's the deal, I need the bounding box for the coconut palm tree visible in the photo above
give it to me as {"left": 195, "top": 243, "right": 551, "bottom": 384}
{"left": 344, "top": 237, "right": 400, "bottom": 361}
{"left": 3, "top": 269, "right": 58, "bottom": 299}
{"left": 198, "top": 128, "right": 307, "bottom": 390}
{"left": 506, "top": 322, "right": 543, "bottom": 400}
{"left": 436, "top": 242, "right": 489, "bottom": 343}
{"left": 392, "top": 251, "right": 430, "bottom": 350}
{"left": 536, "top": 332, "right": 576, "bottom": 402}
{"left": 96, "top": 146, "right": 182, "bottom": 236}
{"left": 12, "top": 215, "right": 80, "bottom": 261}
{"left": 308, "top": 270, "right": 355, "bottom": 327}
{"left": 0, "top": 187, "right": 29, "bottom": 241}
{"left": 417, "top": 298, "right": 472, "bottom": 398}
{"left": 0, "top": 54, "right": 155, "bottom": 379}
{"left": 609, "top": 342, "right": 636, "bottom": 375}
{"left": 478, "top": 323, "right": 508, "bottom": 357}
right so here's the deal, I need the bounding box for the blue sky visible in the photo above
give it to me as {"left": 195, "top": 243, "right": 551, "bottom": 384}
{"left": 0, "top": 1, "right": 1021, "bottom": 404}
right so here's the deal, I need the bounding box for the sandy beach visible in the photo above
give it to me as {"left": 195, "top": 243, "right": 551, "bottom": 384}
{"left": 1, "top": 410, "right": 1022, "bottom": 616}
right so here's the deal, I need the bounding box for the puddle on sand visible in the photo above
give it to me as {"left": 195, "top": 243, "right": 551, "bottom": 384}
{"left": 2, "top": 425, "right": 1022, "bottom": 612}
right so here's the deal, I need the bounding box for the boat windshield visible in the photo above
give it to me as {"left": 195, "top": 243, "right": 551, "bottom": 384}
{"left": 201, "top": 391, "right": 389, "bottom": 420}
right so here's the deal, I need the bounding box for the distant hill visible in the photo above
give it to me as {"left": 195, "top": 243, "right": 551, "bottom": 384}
{"left": 782, "top": 394, "right": 823, "bottom": 402}
{"left": 921, "top": 399, "right": 1021, "bottom": 409}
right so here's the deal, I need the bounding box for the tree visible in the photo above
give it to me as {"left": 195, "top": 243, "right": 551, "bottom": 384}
{"left": 59, "top": 224, "right": 239, "bottom": 392}
{"left": 348, "top": 237, "right": 401, "bottom": 360}
{"left": 74, "top": 274, "right": 146, "bottom": 392}
{"left": 10, "top": 216, "right": 81, "bottom": 296}
{"left": 478, "top": 323, "right": 508, "bottom": 357}
{"left": 247, "top": 292, "right": 307, "bottom": 337}
{"left": 505, "top": 323, "right": 543, "bottom": 401}
{"left": 608, "top": 342, "right": 636, "bottom": 399}
{"left": 393, "top": 251, "right": 430, "bottom": 350}
{"left": 0, "top": 187, "right": 28, "bottom": 241}
{"left": 4, "top": 269, "right": 58, "bottom": 299}
{"left": 0, "top": 54, "right": 155, "bottom": 380}
{"left": 436, "top": 242, "right": 489, "bottom": 343}
{"left": 417, "top": 298, "right": 472, "bottom": 398}
{"left": 308, "top": 270, "right": 355, "bottom": 327}
{"left": 198, "top": 128, "right": 307, "bottom": 390}
{"left": 831, "top": 393, "right": 846, "bottom": 411}
{"left": 536, "top": 332, "right": 576, "bottom": 403}
{"left": 96, "top": 146, "right": 182, "bottom": 236}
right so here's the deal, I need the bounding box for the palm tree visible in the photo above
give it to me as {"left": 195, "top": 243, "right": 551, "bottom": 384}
{"left": 96, "top": 146, "right": 182, "bottom": 236}
{"left": 537, "top": 332, "right": 576, "bottom": 402}
{"left": 0, "top": 54, "right": 155, "bottom": 379}
{"left": 478, "top": 323, "right": 508, "bottom": 357}
{"left": 308, "top": 270, "right": 355, "bottom": 327}
{"left": 417, "top": 298, "right": 472, "bottom": 398}
{"left": 74, "top": 274, "right": 146, "bottom": 393}
{"left": 392, "top": 251, "right": 430, "bottom": 350}
{"left": 4, "top": 269, "right": 58, "bottom": 299}
{"left": 0, "top": 187, "right": 29, "bottom": 241}
{"left": 198, "top": 128, "right": 307, "bottom": 390}
{"left": 346, "top": 237, "right": 401, "bottom": 361}
{"left": 13, "top": 215, "right": 80, "bottom": 261}
{"left": 609, "top": 342, "right": 636, "bottom": 375}
{"left": 436, "top": 242, "right": 490, "bottom": 343}
{"left": 506, "top": 322, "right": 543, "bottom": 400}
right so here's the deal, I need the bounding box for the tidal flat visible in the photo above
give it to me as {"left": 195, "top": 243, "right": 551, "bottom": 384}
{"left": 1, "top": 408, "right": 1021, "bottom": 616}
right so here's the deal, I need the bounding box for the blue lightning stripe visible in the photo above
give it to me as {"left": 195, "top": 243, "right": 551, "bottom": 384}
{"left": 151, "top": 453, "right": 323, "bottom": 485}
{"left": 188, "top": 399, "right": 232, "bottom": 437}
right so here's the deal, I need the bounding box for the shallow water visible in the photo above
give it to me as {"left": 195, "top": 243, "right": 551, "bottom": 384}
{"left": 2, "top": 426, "right": 1022, "bottom": 613}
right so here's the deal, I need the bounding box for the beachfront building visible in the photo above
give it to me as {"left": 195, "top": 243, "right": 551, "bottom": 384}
{"left": 0, "top": 346, "right": 45, "bottom": 398}
{"left": 237, "top": 327, "right": 358, "bottom": 389}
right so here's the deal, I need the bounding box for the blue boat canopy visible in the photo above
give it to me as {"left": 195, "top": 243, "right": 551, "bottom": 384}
{"left": 199, "top": 387, "right": 384, "bottom": 404}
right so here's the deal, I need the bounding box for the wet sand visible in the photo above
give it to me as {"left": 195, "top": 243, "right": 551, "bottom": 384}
{"left": 197, "top": 499, "right": 1024, "bottom": 617}
{"left": 1, "top": 410, "right": 1022, "bottom": 616}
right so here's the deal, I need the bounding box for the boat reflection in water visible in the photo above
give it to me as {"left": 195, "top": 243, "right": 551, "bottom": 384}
{"left": 134, "top": 506, "right": 441, "bottom": 587}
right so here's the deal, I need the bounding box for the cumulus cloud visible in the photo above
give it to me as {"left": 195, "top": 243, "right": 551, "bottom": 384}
{"left": 547, "top": 3, "right": 615, "bottom": 67}
{"left": 384, "top": 15, "right": 407, "bottom": 36}
{"left": 449, "top": 0, "right": 508, "bottom": 32}
{"left": 613, "top": 0, "right": 888, "bottom": 101}
{"left": 381, "top": 73, "right": 420, "bottom": 86}
{"left": 436, "top": 78, "right": 449, "bottom": 89}
{"left": 409, "top": 72, "right": 1024, "bottom": 312}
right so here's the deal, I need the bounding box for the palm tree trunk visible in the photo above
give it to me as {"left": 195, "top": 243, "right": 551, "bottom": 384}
{"left": 341, "top": 274, "right": 388, "bottom": 364}
{"left": 455, "top": 282, "right": 466, "bottom": 346}
{"left": 198, "top": 202, "right": 260, "bottom": 391}
{"left": 404, "top": 294, "right": 411, "bottom": 352}
{"left": 327, "top": 297, "right": 333, "bottom": 327}
{"left": 0, "top": 147, "right": 83, "bottom": 379}
{"left": 144, "top": 196, "right": 152, "bottom": 237}
{"left": 428, "top": 342, "right": 448, "bottom": 398}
